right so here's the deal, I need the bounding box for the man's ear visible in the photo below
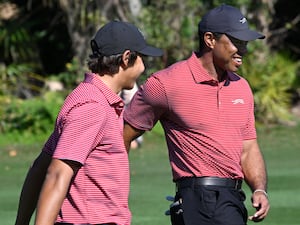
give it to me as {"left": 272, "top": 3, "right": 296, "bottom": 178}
{"left": 122, "top": 50, "right": 131, "bottom": 67}
{"left": 204, "top": 32, "right": 215, "bottom": 49}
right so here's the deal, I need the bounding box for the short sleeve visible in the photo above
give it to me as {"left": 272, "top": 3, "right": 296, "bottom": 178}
{"left": 53, "top": 102, "right": 106, "bottom": 164}
{"left": 124, "top": 76, "right": 168, "bottom": 130}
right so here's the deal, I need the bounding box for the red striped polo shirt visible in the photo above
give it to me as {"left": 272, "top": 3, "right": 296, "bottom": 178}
{"left": 43, "top": 72, "right": 131, "bottom": 225}
{"left": 124, "top": 52, "right": 257, "bottom": 181}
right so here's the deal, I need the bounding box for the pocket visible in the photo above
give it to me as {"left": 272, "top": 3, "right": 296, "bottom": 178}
{"left": 230, "top": 189, "right": 248, "bottom": 222}
{"left": 179, "top": 186, "right": 219, "bottom": 219}
{"left": 201, "top": 187, "right": 219, "bottom": 217}
{"left": 231, "top": 189, "right": 247, "bottom": 202}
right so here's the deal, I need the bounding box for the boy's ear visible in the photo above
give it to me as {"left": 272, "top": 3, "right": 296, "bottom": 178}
{"left": 122, "top": 50, "right": 131, "bottom": 67}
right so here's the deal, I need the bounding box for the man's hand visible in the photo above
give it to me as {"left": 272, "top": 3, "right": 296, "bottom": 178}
{"left": 248, "top": 190, "right": 270, "bottom": 222}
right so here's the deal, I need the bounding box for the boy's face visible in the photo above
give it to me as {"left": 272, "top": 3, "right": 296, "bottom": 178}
{"left": 122, "top": 54, "right": 145, "bottom": 90}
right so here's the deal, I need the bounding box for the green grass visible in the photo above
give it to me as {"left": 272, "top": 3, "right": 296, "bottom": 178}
{"left": 0, "top": 143, "right": 44, "bottom": 225}
{"left": 1, "top": 124, "right": 300, "bottom": 225}
{"left": 129, "top": 125, "right": 300, "bottom": 225}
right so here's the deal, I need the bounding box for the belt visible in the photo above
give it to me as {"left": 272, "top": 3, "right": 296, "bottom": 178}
{"left": 176, "top": 177, "right": 242, "bottom": 190}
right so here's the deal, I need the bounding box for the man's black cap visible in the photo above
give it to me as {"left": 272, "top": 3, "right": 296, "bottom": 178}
{"left": 198, "top": 4, "right": 265, "bottom": 41}
{"left": 91, "top": 21, "right": 163, "bottom": 57}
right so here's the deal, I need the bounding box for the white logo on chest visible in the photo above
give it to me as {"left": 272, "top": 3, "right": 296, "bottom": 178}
{"left": 232, "top": 99, "right": 245, "bottom": 104}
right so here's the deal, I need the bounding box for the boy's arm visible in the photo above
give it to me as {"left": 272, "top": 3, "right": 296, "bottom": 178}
{"left": 15, "top": 151, "right": 51, "bottom": 225}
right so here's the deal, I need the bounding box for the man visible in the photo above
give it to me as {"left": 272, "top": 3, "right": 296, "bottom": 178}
{"left": 14, "top": 21, "right": 163, "bottom": 225}
{"left": 123, "top": 4, "right": 270, "bottom": 225}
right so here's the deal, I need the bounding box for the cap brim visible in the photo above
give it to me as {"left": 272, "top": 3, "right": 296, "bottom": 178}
{"left": 227, "top": 29, "right": 265, "bottom": 41}
{"left": 138, "top": 45, "right": 163, "bottom": 57}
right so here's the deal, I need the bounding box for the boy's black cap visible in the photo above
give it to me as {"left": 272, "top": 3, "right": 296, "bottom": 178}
{"left": 91, "top": 21, "right": 163, "bottom": 57}
{"left": 198, "top": 4, "right": 265, "bottom": 41}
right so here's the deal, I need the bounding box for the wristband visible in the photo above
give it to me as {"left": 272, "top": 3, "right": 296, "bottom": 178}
{"left": 253, "top": 189, "right": 268, "bottom": 198}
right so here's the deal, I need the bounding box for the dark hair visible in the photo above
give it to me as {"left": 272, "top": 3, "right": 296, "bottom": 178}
{"left": 198, "top": 32, "right": 223, "bottom": 51}
{"left": 87, "top": 51, "right": 138, "bottom": 75}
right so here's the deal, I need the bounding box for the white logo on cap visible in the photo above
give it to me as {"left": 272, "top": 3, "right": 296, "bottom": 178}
{"left": 240, "top": 18, "right": 247, "bottom": 24}
{"left": 137, "top": 28, "right": 146, "bottom": 39}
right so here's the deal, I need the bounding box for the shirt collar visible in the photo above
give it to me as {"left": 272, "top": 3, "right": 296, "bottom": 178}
{"left": 187, "top": 52, "right": 214, "bottom": 84}
{"left": 84, "top": 72, "right": 124, "bottom": 116}
{"left": 187, "top": 52, "right": 240, "bottom": 86}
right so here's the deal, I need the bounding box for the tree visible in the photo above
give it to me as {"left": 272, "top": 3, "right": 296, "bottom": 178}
{"left": 1, "top": 0, "right": 300, "bottom": 124}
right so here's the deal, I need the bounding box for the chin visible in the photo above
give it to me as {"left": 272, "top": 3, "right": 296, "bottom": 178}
{"left": 228, "top": 65, "right": 239, "bottom": 73}
{"left": 123, "top": 84, "right": 134, "bottom": 90}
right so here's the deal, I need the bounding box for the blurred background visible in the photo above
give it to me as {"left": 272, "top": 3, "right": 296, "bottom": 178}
{"left": 1, "top": 0, "right": 300, "bottom": 140}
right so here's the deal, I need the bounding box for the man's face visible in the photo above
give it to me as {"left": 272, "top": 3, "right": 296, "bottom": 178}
{"left": 212, "top": 34, "right": 248, "bottom": 72}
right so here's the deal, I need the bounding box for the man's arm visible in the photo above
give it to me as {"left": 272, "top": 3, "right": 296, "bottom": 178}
{"left": 241, "top": 139, "right": 270, "bottom": 222}
{"left": 124, "top": 122, "right": 144, "bottom": 152}
{"left": 15, "top": 151, "right": 51, "bottom": 225}
{"left": 34, "top": 159, "right": 80, "bottom": 225}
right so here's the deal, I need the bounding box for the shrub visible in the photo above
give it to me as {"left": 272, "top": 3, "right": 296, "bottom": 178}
{"left": 240, "top": 50, "right": 299, "bottom": 125}
{"left": 0, "top": 91, "right": 64, "bottom": 139}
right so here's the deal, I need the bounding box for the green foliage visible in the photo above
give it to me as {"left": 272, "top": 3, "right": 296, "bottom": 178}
{"left": 1, "top": 0, "right": 300, "bottom": 135}
{"left": 55, "top": 57, "right": 85, "bottom": 89}
{"left": 0, "top": 21, "right": 37, "bottom": 62}
{"left": 240, "top": 48, "right": 299, "bottom": 125}
{"left": 0, "top": 91, "right": 64, "bottom": 138}
{"left": 0, "top": 63, "right": 42, "bottom": 98}
{"left": 0, "top": 5, "right": 44, "bottom": 99}
{"left": 138, "top": 0, "right": 200, "bottom": 66}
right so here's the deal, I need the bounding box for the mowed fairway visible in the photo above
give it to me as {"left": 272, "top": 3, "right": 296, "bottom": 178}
{"left": 1, "top": 124, "right": 300, "bottom": 225}
{"left": 129, "top": 124, "right": 300, "bottom": 225}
